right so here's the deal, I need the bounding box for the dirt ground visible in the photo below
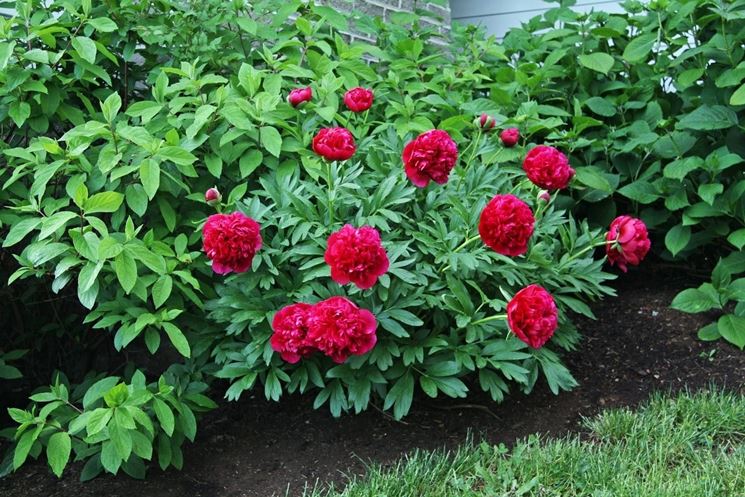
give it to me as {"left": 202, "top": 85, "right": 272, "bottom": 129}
{"left": 1, "top": 266, "right": 744, "bottom": 497}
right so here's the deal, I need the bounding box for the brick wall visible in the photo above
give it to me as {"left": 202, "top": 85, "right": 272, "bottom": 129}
{"left": 319, "top": 0, "right": 451, "bottom": 42}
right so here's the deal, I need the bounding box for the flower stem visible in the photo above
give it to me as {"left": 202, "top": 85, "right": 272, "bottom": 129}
{"left": 563, "top": 239, "right": 608, "bottom": 265}
{"left": 327, "top": 160, "right": 335, "bottom": 224}
{"left": 471, "top": 314, "right": 507, "bottom": 326}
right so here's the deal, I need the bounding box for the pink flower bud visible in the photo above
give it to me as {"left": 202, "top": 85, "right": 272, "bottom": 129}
{"left": 538, "top": 190, "right": 551, "bottom": 202}
{"left": 288, "top": 86, "right": 312, "bottom": 107}
{"left": 500, "top": 128, "right": 520, "bottom": 147}
{"left": 205, "top": 187, "right": 222, "bottom": 206}
{"left": 475, "top": 113, "right": 496, "bottom": 130}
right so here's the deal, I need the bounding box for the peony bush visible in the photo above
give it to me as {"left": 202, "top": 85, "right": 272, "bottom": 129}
{"left": 0, "top": 0, "right": 650, "bottom": 480}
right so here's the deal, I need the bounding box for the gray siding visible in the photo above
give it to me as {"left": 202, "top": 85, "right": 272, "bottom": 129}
{"left": 450, "top": 0, "right": 623, "bottom": 38}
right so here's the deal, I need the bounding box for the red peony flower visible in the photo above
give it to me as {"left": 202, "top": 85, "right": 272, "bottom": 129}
{"left": 343, "top": 87, "right": 374, "bottom": 112}
{"left": 478, "top": 194, "right": 535, "bottom": 257}
{"left": 202, "top": 212, "right": 262, "bottom": 275}
{"left": 204, "top": 187, "right": 221, "bottom": 206}
{"left": 288, "top": 86, "right": 312, "bottom": 107}
{"left": 306, "top": 296, "right": 377, "bottom": 363}
{"left": 325, "top": 225, "right": 389, "bottom": 290}
{"left": 507, "top": 284, "right": 558, "bottom": 349}
{"left": 606, "top": 215, "right": 651, "bottom": 272}
{"left": 402, "top": 129, "right": 458, "bottom": 187}
{"left": 522, "top": 145, "right": 575, "bottom": 190}
{"left": 270, "top": 303, "right": 315, "bottom": 363}
{"left": 500, "top": 128, "right": 520, "bottom": 147}
{"left": 312, "top": 127, "right": 356, "bottom": 161}
{"left": 477, "top": 113, "right": 496, "bottom": 130}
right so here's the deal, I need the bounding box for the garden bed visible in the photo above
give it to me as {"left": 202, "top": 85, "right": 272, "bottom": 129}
{"left": 2, "top": 263, "right": 744, "bottom": 497}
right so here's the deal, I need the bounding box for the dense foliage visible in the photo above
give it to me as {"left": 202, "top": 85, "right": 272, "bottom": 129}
{"left": 0, "top": 0, "right": 670, "bottom": 481}
{"left": 500, "top": 0, "right": 745, "bottom": 349}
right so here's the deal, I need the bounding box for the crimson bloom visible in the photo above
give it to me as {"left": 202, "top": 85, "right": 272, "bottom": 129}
{"left": 507, "top": 284, "right": 558, "bottom": 349}
{"left": 288, "top": 86, "right": 312, "bottom": 107}
{"left": 606, "top": 215, "right": 651, "bottom": 272}
{"left": 202, "top": 212, "right": 262, "bottom": 274}
{"left": 343, "top": 87, "right": 374, "bottom": 112}
{"left": 478, "top": 194, "right": 535, "bottom": 257}
{"left": 402, "top": 129, "right": 458, "bottom": 187}
{"left": 270, "top": 303, "right": 315, "bottom": 363}
{"left": 522, "top": 145, "right": 575, "bottom": 190}
{"left": 325, "top": 225, "right": 389, "bottom": 290}
{"left": 312, "top": 127, "right": 356, "bottom": 161}
{"left": 500, "top": 128, "right": 520, "bottom": 147}
{"left": 306, "top": 297, "right": 377, "bottom": 363}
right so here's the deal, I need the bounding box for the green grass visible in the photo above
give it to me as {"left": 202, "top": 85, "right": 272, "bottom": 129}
{"left": 302, "top": 391, "right": 745, "bottom": 497}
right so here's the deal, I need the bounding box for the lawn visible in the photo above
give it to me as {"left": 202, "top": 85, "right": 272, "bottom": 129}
{"left": 306, "top": 391, "right": 745, "bottom": 497}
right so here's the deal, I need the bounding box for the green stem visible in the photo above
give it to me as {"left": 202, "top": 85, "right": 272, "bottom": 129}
{"left": 563, "top": 239, "right": 608, "bottom": 265}
{"left": 327, "top": 160, "right": 335, "bottom": 224}
{"left": 471, "top": 314, "right": 507, "bottom": 327}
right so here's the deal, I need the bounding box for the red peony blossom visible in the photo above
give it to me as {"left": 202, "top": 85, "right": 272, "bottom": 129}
{"left": 202, "top": 212, "right": 262, "bottom": 275}
{"left": 270, "top": 303, "right": 315, "bottom": 363}
{"left": 507, "top": 284, "right": 558, "bottom": 349}
{"left": 522, "top": 145, "right": 575, "bottom": 190}
{"left": 500, "top": 128, "right": 520, "bottom": 147}
{"left": 306, "top": 297, "right": 377, "bottom": 363}
{"left": 204, "top": 187, "right": 221, "bottom": 206}
{"left": 478, "top": 194, "right": 535, "bottom": 257}
{"left": 343, "top": 87, "right": 374, "bottom": 112}
{"left": 288, "top": 86, "right": 312, "bottom": 107}
{"left": 312, "top": 127, "right": 356, "bottom": 161}
{"left": 605, "top": 215, "right": 651, "bottom": 272}
{"left": 325, "top": 225, "right": 389, "bottom": 290}
{"left": 402, "top": 129, "right": 458, "bottom": 187}
{"left": 477, "top": 113, "right": 496, "bottom": 130}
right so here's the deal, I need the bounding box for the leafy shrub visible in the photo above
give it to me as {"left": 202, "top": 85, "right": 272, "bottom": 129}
{"left": 499, "top": 0, "right": 745, "bottom": 348}
{"left": 0, "top": 0, "right": 622, "bottom": 480}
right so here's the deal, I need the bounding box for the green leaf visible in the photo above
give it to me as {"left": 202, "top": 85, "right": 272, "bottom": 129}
{"left": 697, "top": 322, "right": 721, "bottom": 341}
{"left": 72, "top": 36, "right": 97, "bottom": 64}
{"left": 100, "top": 441, "right": 121, "bottom": 474}
{"left": 260, "top": 126, "right": 282, "bottom": 157}
{"left": 678, "top": 105, "right": 738, "bottom": 131}
{"left": 162, "top": 322, "right": 191, "bottom": 358}
{"left": 139, "top": 159, "right": 161, "bottom": 199}
{"left": 584, "top": 96, "right": 616, "bottom": 117}
{"left": 574, "top": 167, "right": 612, "bottom": 192}
{"left": 114, "top": 251, "right": 137, "bottom": 293}
{"left": 665, "top": 224, "right": 691, "bottom": 257}
{"left": 13, "top": 430, "right": 37, "bottom": 470}
{"left": 84, "top": 192, "right": 124, "bottom": 214}
{"left": 731, "top": 82, "right": 745, "bottom": 106}
{"left": 8, "top": 101, "right": 31, "bottom": 127}
{"left": 46, "top": 432, "right": 71, "bottom": 478}
{"left": 152, "top": 398, "right": 175, "bottom": 436}
{"left": 578, "top": 53, "right": 614, "bottom": 75}
{"left": 0, "top": 41, "right": 16, "bottom": 70}
{"left": 617, "top": 181, "right": 659, "bottom": 204}
{"left": 239, "top": 150, "right": 263, "bottom": 178}
{"left": 83, "top": 376, "right": 120, "bottom": 408}
{"left": 623, "top": 33, "right": 656, "bottom": 63}
{"left": 101, "top": 92, "right": 122, "bottom": 123}
{"left": 383, "top": 372, "right": 414, "bottom": 420}
{"left": 2, "top": 218, "right": 41, "bottom": 247}
{"left": 88, "top": 17, "right": 118, "bottom": 32}
{"left": 671, "top": 288, "right": 720, "bottom": 314}
{"left": 158, "top": 146, "right": 197, "bottom": 166}
{"left": 727, "top": 228, "right": 745, "bottom": 250}
{"left": 718, "top": 314, "right": 745, "bottom": 349}
{"left": 152, "top": 275, "right": 172, "bottom": 308}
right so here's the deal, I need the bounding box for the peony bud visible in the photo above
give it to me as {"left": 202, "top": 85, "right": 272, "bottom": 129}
{"left": 538, "top": 190, "right": 550, "bottom": 202}
{"left": 205, "top": 187, "right": 222, "bottom": 206}
{"left": 475, "top": 113, "right": 496, "bottom": 131}
{"left": 288, "top": 86, "right": 312, "bottom": 107}
{"left": 500, "top": 128, "right": 520, "bottom": 147}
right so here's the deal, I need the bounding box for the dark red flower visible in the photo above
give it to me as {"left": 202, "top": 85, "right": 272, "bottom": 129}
{"left": 507, "top": 284, "right": 558, "bottom": 349}
{"left": 306, "top": 297, "right": 377, "bottom": 363}
{"left": 343, "top": 87, "right": 374, "bottom": 112}
{"left": 288, "top": 86, "right": 312, "bottom": 107}
{"left": 325, "top": 225, "right": 389, "bottom": 290}
{"left": 500, "top": 128, "right": 520, "bottom": 147}
{"left": 270, "top": 303, "right": 315, "bottom": 363}
{"left": 312, "top": 127, "right": 356, "bottom": 161}
{"left": 478, "top": 194, "right": 535, "bottom": 257}
{"left": 477, "top": 113, "right": 496, "bottom": 130}
{"left": 202, "top": 212, "right": 262, "bottom": 275}
{"left": 522, "top": 145, "right": 575, "bottom": 190}
{"left": 606, "top": 215, "right": 651, "bottom": 272}
{"left": 402, "top": 129, "right": 458, "bottom": 187}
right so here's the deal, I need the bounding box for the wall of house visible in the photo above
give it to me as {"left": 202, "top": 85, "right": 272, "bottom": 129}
{"left": 449, "top": 0, "right": 623, "bottom": 38}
